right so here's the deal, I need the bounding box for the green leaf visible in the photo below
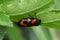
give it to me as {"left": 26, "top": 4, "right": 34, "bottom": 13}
{"left": 2, "top": 0, "right": 53, "bottom": 16}
{"left": 30, "top": 26, "right": 48, "bottom": 40}
{"left": 7, "top": 26, "right": 24, "bottom": 40}
{"left": 10, "top": 0, "right": 54, "bottom": 22}
{"left": 48, "top": 28, "right": 58, "bottom": 40}
{"left": 0, "top": 32, "right": 6, "bottom": 40}
{"left": 0, "top": 0, "right": 12, "bottom": 4}
{"left": 33, "top": 0, "right": 54, "bottom": 14}
{"left": 37, "top": 11, "right": 60, "bottom": 23}
{"left": 10, "top": 13, "right": 30, "bottom": 22}
{"left": 37, "top": 11, "right": 60, "bottom": 29}
{"left": 29, "top": 27, "right": 39, "bottom": 40}
{"left": 52, "top": 0, "right": 60, "bottom": 10}
{"left": 0, "top": 12, "right": 13, "bottom": 27}
{"left": 0, "top": 27, "right": 7, "bottom": 40}
{"left": 41, "top": 20, "right": 60, "bottom": 29}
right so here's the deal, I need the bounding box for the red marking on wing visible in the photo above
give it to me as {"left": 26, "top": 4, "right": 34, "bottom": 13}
{"left": 20, "top": 20, "right": 27, "bottom": 27}
{"left": 31, "top": 19, "right": 36, "bottom": 25}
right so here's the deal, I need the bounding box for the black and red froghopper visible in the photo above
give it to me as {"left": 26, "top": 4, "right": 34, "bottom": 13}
{"left": 18, "top": 18, "right": 41, "bottom": 27}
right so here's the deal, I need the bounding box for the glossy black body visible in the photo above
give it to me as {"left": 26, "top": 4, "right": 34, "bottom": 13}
{"left": 18, "top": 18, "right": 41, "bottom": 27}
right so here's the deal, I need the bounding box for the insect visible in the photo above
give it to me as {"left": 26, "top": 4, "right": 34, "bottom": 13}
{"left": 17, "top": 18, "right": 41, "bottom": 27}
{"left": 16, "top": 12, "right": 42, "bottom": 27}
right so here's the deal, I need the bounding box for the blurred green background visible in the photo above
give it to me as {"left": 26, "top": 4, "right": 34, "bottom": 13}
{"left": 0, "top": 0, "right": 60, "bottom": 40}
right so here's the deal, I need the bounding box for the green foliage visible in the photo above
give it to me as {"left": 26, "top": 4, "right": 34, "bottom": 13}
{"left": 0, "top": 32, "right": 6, "bottom": 40}
{"left": 0, "top": 0, "right": 60, "bottom": 40}
{"left": 1, "top": 0, "right": 53, "bottom": 16}
{"left": 0, "top": 27, "right": 7, "bottom": 40}
{"left": 6, "top": 26, "right": 24, "bottom": 40}
{"left": 0, "top": 12, "right": 13, "bottom": 27}
{"left": 52, "top": 0, "right": 60, "bottom": 10}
